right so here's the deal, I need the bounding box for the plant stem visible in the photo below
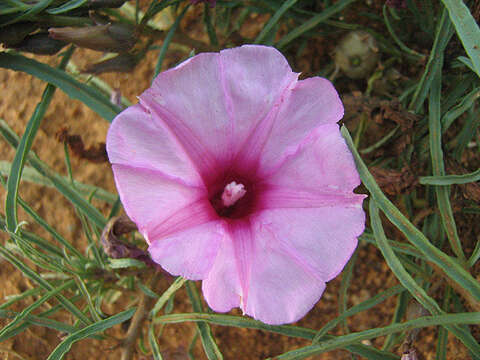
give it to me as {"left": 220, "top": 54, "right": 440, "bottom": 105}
{"left": 121, "top": 271, "right": 162, "bottom": 360}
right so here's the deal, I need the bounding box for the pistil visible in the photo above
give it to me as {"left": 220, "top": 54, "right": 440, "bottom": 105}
{"left": 221, "top": 181, "right": 246, "bottom": 207}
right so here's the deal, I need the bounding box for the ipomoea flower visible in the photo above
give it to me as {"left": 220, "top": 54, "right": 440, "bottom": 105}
{"left": 106, "top": 45, "right": 366, "bottom": 325}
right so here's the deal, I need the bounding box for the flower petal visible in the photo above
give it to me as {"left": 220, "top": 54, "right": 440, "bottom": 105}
{"left": 242, "top": 217, "right": 327, "bottom": 325}
{"left": 140, "top": 52, "right": 232, "bottom": 180}
{"left": 218, "top": 45, "right": 298, "bottom": 162}
{"left": 111, "top": 164, "right": 208, "bottom": 240}
{"left": 107, "top": 104, "right": 202, "bottom": 187}
{"left": 149, "top": 221, "right": 224, "bottom": 280}
{"left": 141, "top": 45, "right": 299, "bottom": 179}
{"left": 202, "top": 231, "right": 243, "bottom": 313}
{"left": 261, "top": 123, "right": 362, "bottom": 194}
{"left": 258, "top": 77, "right": 344, "bottom": 171}
{"left": 253, "top": 205, "right": 365, "bottom": 282}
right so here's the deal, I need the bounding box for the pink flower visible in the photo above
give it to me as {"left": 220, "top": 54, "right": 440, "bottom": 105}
{"left": 106, "top": 45, "right": 365, "bottom": 325}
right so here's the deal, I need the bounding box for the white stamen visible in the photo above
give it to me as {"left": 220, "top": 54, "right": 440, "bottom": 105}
{"left": 221, "top": 181, "right": 246, "bottom": 207}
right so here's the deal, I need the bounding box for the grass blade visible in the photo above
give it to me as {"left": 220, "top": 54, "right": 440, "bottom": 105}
{"left": 0, "top": 280, "right": 74, "bottom": 341}
{"left": 47, "top": 308, "right": 136, "bottom": 360}
{"left": 155, "top": 312, "right": 398, "bottom": 359}
{"left": 0, "top": 52, "right": 121, "bottom": 121}
{"left": 5, "top": 47, "right": 73, "bottom": 234}
{"left": 271, "top": 312, "right": 480, "bottom": 360}
{"left": 408, "top": 8, "right": 454, "bottom": 112}
{"left": 369, "top": 201, "right": 480, "bottom": 355}
{"left": 420, "top": 168, "right": 480, "bottom": 185}
{"left": 428, "top": 62, "right": 465, "bottom": 261}
{"left": 154, "top": 4, "right": 190, "bottom": 78}
{"left": 0, "top": 160, "right": 116, "bottom": 203}
{"left": 276, "top": 0, "right": 357, "bottom": 49}
{"left": 440, "top": 0, "right": 480, "bottom": 77}
{"left": 46, "top": 0, "right": 88, "bottom": 14}
{"left": 341, "top": 125, "right": 480, "bottom": 302}
{"left": 0, "top": 119, "right": 107, "bottom": 229}
{"left": 254, "top": 0, "right": 298, "bottom": 45}
{"left": 0, "top": 245, "right": 91, "bottom": 325}
{"left": 151, "top": 277, "right": 187, "bottom": 317}
{"left": 313, "top": 285, "right": 405, "bottom": 342}
{"left": 185, "top": 282, "right": 223, "bottom": 360}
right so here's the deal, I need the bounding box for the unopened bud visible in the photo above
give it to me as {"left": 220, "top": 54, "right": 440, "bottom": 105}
{"left": 11, "top": 33, "right": 67, "bottom": 55}
{"left": 49, "top": 22, "right": 135, "bottom": 53}
{"left": 334, "top": 31, "right": 379, "bottom": 79}
{"left": 83, "top": 53, "right": 137, "bottom": 74}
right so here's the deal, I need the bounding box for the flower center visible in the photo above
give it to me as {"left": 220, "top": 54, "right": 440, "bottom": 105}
{"left": 221, "top": 181, "right": 246, "bottom": 207}
{"left": 209, "top": 174, "right": 257, "bottom": 220}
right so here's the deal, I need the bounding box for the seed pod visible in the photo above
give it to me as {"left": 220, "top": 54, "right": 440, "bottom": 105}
{"left": 83, "top": 53, "right": 137, "bottom": 74}
{"left": 334, "top": 30, "right": 379, "bottom": 79}
{"left": 49, "top": 22, "right": 136, "bottom": 53}
{"left": 11, "top": 33, "right": 67, "bottom": 55}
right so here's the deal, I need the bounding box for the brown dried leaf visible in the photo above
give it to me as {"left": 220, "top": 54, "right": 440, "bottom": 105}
{"left": 56, "top": 128, "right": 108, "bottom": 163}
{"left": 369, "top": 165, "right": 418, "bottom": 195}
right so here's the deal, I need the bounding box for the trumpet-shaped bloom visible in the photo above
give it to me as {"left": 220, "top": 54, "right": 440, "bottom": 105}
{"left": 107, "top": 45, "right": 365, "bottom": 325}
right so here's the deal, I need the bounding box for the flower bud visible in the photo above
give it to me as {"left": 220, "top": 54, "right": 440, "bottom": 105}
{"left": 82, "top": 53, "right": 137, "bottom": 74}
{"left": 11, "top": 33, "right": 67, "bottom": 55}
{"left": 49, "top": 22, "right": 135, "bottom": 53}
{"left": 334, "top": 31, "right": 379, "bottom": 79}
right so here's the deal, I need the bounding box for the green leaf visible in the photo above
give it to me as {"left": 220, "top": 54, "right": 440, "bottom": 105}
{"left": 0, "top": 160, "right": 117, "bottom": 204}
{"left": 0, "top": 245, "right": 91, "bottom": 325}
{"left": 255, "top": 0, "right": 298, "bottom": 45}
{"left": 4, "top": 47, "right": 73, "bottom": 235}
{"left": 154, "top": 4, "right": 190, "bottom": 78}
{"left": 108, "top": 258, "right": 146, "bottom": 269}
{"left": 440, "top": 0, "right": 480, "bottom": 77}
{"left": 341, "top": 125, "right": 480, "bottom": 302}
{"left": 0, "top": 308, "right": 99, "bottom": 337}
{"left": 441, "top": 87, "right": 480, "bottom": 131}
{"left": 0, "top": 119, "right": 107, "bottom": 229}
{"left": 185, "top": 282, "right": 224, "bottom": 360}
{"left": 0, "top": 53, "right": 121, "bottom": 121}
{"left": 46, "top": 0, "right": 88, "bottom": 14}
{"left": 276, "top": 0, "right": 357, "bottom": 49}
{"left": 47, "top": 308, "right": 136, "bottom": 360}
{"left": 408, "top": 8, "right": 454, "bottom": 112}
{"left": 203, "top": 3, "right": 218, "bottom": 46}
{"left": 428, "top": 63, "right": 465, "bottom": 261}
{"left": 154, "top": 313, "right": 399, "bottom": 360}
{"left": 272, "top": 311, "right": 480, "bottom": 359}
{"left": 369, "top": 201, "right": 480, "bottom": 355}
{"left": 2, "top": 0, "right": 54, "bottom": 26}
{"left": 0, "top": 280, "right": 74, "bottom": 341}
{"left": 420, "top": 167, "right": 480, "bottom": 185}
{"left": 151, "top": 277, "right": 186, "bottom": 317}
{"left": 313, "top": 284, "right": 405, "bottom": 342}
